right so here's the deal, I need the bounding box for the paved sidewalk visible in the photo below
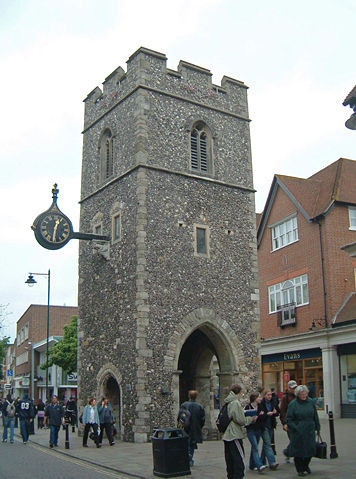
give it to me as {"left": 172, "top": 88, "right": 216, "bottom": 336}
{"left": 8, "top": 418, "right": 356, "bottom": 478}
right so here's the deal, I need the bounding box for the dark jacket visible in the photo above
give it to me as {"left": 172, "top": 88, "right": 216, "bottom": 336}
{"left": 181, "top": 399, "right": 205, "bottom": 444}
{"left": 244, "top": 402, "right": 264, "bottom": 431}
{"left": 286, "top": 397, "right": 320, "bottom": 458}
{"left": 98, "top": 403, "right": 114, "bottom": 424}
{"left": 258, "top": 396, "right": 280, "bottom": 430}
{"left": 17, "top": 397, "right": 35, "bottom": 420}
{"left": 279, "top": 391, "right": 295, "bottom": 425}
{"left": 45, "top": 403, "right": 65, "bottom": 427}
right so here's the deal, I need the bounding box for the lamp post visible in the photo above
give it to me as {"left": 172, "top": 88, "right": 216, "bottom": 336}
{"left": 25, "top": 269, "right": 50, "bottom": 402}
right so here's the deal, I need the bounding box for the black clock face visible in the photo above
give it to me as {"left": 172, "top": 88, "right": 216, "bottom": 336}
{"left": 35, "top": 213, "right": 73, "bottom": 249}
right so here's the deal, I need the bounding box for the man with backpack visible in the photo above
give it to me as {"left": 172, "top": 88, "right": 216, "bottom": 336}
{"left": 178, "top": 390, "right": 205, "bottom": 467}
{"left": 16, "top": 394, "right": 35, "bottom": 444}
{"left": 221, "top": 384, "right": 257, "bottom": 479}
{"left": 2, "top": 394, "right": 16, "bottom": 443}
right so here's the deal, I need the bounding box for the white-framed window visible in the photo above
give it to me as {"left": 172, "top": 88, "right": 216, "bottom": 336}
{"left": 349, "top": 207, "right": 356, "bottom": 230}
{"left": 190, "top": 122, "right": 212, "bottom": 174}
{"left": 271, "top": 215, "right": 298, "bottom": 251}
{"left": 112, "top": 213, "right": 121, "bottom": 243}
{"left": 268, "top": 274, "right": 309, "bottom": 313}
{"left": 194, "top": 224, "right": 210, "bottom": 257}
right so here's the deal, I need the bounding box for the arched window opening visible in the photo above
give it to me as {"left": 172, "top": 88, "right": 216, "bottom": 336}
{"left": 100, "top": 129, "right": 114, "bottom": 181}
{"left": 190, "top": 122, "right": 211, "bottom": 174}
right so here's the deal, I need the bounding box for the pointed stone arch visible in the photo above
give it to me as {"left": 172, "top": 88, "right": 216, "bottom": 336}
{"left": 96, "top": 363, "right": 123, "bottom": 439}
{"left": 165, "top": 308, "right": 248, "bottom": 430}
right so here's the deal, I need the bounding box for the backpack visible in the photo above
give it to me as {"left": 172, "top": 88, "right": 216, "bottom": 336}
{"left": 177, "top": 407, "right": 191, "bottom": 432}
{"left": 216, "top": 403, "right": 231, "bottom": 433}
{"left": 6, "top": 401, "right": 16, "bottom": 418}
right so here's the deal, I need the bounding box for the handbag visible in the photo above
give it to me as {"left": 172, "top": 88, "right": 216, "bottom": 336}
{"left": 315, "top": 432, "right": 327, "bottom": 459}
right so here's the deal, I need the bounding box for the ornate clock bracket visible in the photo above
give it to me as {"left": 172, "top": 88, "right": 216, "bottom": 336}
{"left": 31, "top": 184, "right": 110, "bottom": 251}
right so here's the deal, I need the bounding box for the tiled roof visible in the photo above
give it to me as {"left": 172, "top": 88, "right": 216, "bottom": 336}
{"left": 332, "top": 293, "right": 356, "bottom": 326}
{"left": 278, "top": 158, "right": 356, "bottom": 218}
{"left": 257, "top": 158, "right": 356, "bottom": 244}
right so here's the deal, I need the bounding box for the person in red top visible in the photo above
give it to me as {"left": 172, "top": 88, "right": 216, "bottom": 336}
{"left": 279, "top": 380, "right": 298, "bottom": 462}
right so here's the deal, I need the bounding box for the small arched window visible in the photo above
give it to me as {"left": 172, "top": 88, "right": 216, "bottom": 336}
{"left": 100, "top": 129, "right": 114, "bottom": 181}
{"left": 190, "top": 122, "right": 212, "bottom": 174}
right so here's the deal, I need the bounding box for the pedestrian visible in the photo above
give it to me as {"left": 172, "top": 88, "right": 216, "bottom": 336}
{"left": 43, "top": 395, "right": 65, "bottom": 448}
{"left": 286, "top": 385, "right": 320, "bottom": 477}
{"left": 279, "top": 379, "right": 297, "bottom": 462}
{"left": 98, "top": 397, "right": 115, "bottom": 446}
{"left": 244, "top": 393, "right": 267, "bottom": 473}
{"left": 36, "top": 399, "right": 46, "bottom": 429}
{"left": 222, "top": 384, "right": 257, "bottom": 479}
{"left": 2, "top": 394, "right": 16, "bottom": 444}
{"left": 259, "top": 389, "right": 279, "bottom": 470}
{"left": 180, "top": 390, "right": 205, "bottom": 467}
{"left": 16, "top": 394, "right": 34, "bottom": 444}
{"left": 65, "top": 396, "right": 77, "bottom": 428}
{"left": 82, "top": 397, "right": 101, "bottom": 448}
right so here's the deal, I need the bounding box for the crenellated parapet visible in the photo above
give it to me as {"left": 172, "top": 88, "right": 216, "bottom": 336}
{"left": 83, "top": 47, "right": 249, "bottom": 130}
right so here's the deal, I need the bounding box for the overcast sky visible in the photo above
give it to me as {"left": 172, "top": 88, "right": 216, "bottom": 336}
{"left": 1, "top": 0, "right": 355, "bottom": 341}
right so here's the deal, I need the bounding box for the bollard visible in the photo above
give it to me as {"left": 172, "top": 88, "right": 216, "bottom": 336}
{"left": 65, "top": 423, "right": 70, "bottom": 449}
{"left": 328, "top": 411, "right": 338, "bottom": 459}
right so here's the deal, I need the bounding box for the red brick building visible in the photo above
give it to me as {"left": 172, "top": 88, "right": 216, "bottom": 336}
{"left": 14, "top": 304, "right": 78, "bottom": 402}
{"left": 257, "top": 158, "right": 356, "bottom": 417}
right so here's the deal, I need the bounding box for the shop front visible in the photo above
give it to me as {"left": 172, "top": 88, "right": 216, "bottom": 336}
{"left": 262, "top": 348, "right": 324, "bottom": 409}
{"left": 339, "top": 342, "right": 356, "bottom": 417}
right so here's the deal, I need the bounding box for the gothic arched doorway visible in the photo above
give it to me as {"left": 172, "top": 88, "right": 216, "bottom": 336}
{"left": 98, "top": 373, "right": 122, "bottom": 439}
{"left": 177, "top": 323, "right": 236, "bottom": 433}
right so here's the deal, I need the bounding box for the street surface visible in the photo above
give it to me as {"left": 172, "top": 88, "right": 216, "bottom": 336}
{"left": 0, "top": 438, "right": 132, "bottom": 479}
{"left": 0, "top": 417, "right": 355, "bottom": 478}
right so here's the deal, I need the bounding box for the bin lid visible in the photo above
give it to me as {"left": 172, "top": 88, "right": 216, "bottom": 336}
{"left": 152, "top": 428, "right": 188, "bottom": 440}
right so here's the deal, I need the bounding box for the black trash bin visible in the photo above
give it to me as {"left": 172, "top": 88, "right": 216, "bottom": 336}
{"left": 152, "top": 428, "right": 191, "bottom": 478}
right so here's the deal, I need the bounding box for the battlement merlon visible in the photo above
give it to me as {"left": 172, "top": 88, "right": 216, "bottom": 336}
{"left": 83, "top": 47, "right": 249, "bottom": 124}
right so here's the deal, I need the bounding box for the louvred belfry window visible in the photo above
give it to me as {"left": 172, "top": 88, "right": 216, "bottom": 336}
{"left": 100, "top": 129, "right": 114, "bottom": 182}
{"left": 190, "top": 122, "right": 211, "bottom": 174}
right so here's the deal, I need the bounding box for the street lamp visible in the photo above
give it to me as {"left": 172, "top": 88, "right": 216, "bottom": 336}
{"left": 25, "top": 269, "right": 50, "bottom": 402}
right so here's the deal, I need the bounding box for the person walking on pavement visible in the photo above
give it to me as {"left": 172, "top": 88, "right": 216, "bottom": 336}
{"left": 44, "top": 395, "right": 65, "bottom": 448}
{"left": 98, "top": 397, "right": 115, "bottom": 446}
{"left": 244, "top": 393, "right": 267, "bottom": 473}
{"left": 65, "top": 396, "right": 78, "bottom": 428}
{"left": 259, "top": 389, "right": 279, "bottom": 470}
{"left": 222, "top": 384, "right": 257, "bottom": 479}
{"left": 2, "top": 394, "right": 16, "bottom": 444}
{"left": 16, "top": 394, "right": 34, "bottom": 444}
{"left": 287, "top": 385, "right": 321, "bottom": 477}
{"left": 180, "top": 390, "right": 205, "bottom": 467}
{"left": 82, "top": 397, "right": 101, "bottom": 448}
{"left": 279, "top": 379, "right": 297, "bottom": 462}
{"left": 36, "top": 399, "right": 46, "bottom": 429}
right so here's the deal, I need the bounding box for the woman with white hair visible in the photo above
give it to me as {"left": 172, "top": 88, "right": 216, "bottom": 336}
{"left": 286, "top": 385, "right": 320, "bottom": 477}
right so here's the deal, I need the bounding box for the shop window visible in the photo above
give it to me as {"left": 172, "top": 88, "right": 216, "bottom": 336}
{"left": 269, "top": 274, "right": 308, "bottom": 313}
{"left": 340, "top": 354, "right": 356, "bottom": 404}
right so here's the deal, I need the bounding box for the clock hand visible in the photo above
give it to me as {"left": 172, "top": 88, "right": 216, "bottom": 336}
{"left": 53, "top": 219, "right": 60, "bottom": 241}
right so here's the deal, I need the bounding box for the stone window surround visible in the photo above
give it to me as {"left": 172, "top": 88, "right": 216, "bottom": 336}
{"left": 190, "top": 121, "right": 213, "bottom": 176}
{"left": 193, "top": 223, "right": 210, "bottom": 258}
{"left": 99, "top": 128, "right": 114, "bottom": 185}
{"left": 112, "top": 211, "right": 121, "bottom": 244}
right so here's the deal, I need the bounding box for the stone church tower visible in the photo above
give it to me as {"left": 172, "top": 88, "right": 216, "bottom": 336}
{"left": 78, "top": 47, "right": 260, "bottom": 442}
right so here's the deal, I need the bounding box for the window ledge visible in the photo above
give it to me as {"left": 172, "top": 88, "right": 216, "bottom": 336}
{"left": 270, "top": 238, "right": 299, "bottom": 253}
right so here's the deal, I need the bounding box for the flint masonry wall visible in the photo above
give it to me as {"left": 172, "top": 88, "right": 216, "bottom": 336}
{"left": 78, "top": 47, "right": 260, "bottom": 442}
